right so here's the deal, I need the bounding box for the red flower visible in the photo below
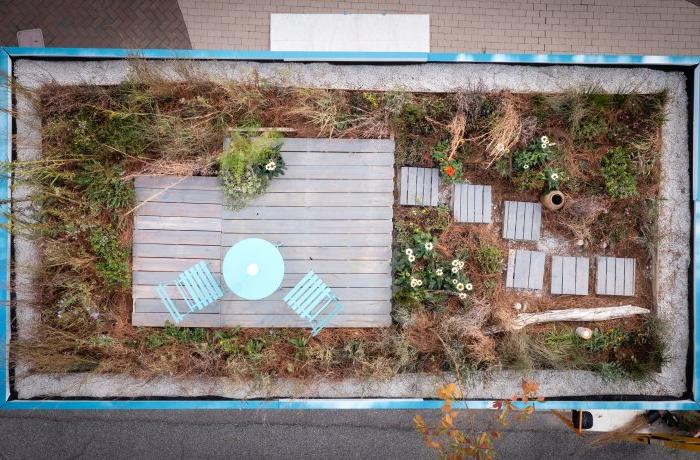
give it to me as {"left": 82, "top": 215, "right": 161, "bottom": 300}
{"left": 443, "top": 165, "right": 455, "bottom": 177}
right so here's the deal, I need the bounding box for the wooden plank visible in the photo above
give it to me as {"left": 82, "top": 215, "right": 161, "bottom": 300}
{"left": 406, "top": 167, "right": 417, "bottom": 205}
{"left": 514, "top": 202, "right": 526, "bottom": 240}
{"left": 223, "top": 206, "right": 392, "bottom": 220}
{"left": 132, "top": 313, "right": 221, "bottom": 327}
{"left": 135, "top": 216, "right": 221, "bottom": 232}
{"left": 133, "top": 297, "right": 222, "bottom": 314}
{"left": 575, "top": 257, "right": 589, "bottom": 296}
{"left": 134, "top": 244, "right": 221, "bottom": 260}
{"left": 221, "top": 219, "right": 392, "bottom": 234}
{"left": 400, "top": 167, "right": 409, "bottom": 205}
{"left": 561, "top": 256, "right": 577, "bottom": 295}
{"left": 222, "top": 233, "right": 392, "bottom": 247}
{"left": 505, "top": 201, "right": 517, "bottom": 239}
{"left": 473, "top": 185, "right": 483, "bottom": 222}
{"left": 282, "top": 151, "right": 394, "bottom": 166}
{"left": 132, "top": 258, "right": 221, "bottom": 273}
{"left": 531, "top": 203, "right": 542, "bottom": 240}
{"left": 513, "top": 250, "right": 531, "bottom": 289}
{"left": 219, "top": 314, "right": 392, "bottom": 328}
{"left": 453, "top": 183, "right": 462, "bottom": 221}
{"left": 464, "top": 184, "right": 473, "bottom": 222}
{"left": 134, "top": 272, "right": 392, "bottom": 288}
{"left": 460, "top": 184, "right": 469, "bottom": 222}
{"left": 624, "top": 258, "right": 635, "bottom": 296}
{"left": 280, "top": 138, "right": 395, "bottom": 153}
{"left": 505, "top": 249, "right": 516, "bottom": 288}
{"left": 135, "top": 175, "right": 219, "bottom": 190}
{"left": 528, "top": 251, "right": 545, "bottom": 290}
{"left": 246, "top": 192, "right": 393, "bottom": 207}
{"left": 135, "top": 188, "right": 223, "bottom": 204}
{"left": 137, "top": 202, "right": 222, "bottom": 218}
{"left": 483, "top": 186, "right": 492, "bottom": 223}
{"left": 268, "top": 179, "right": 393, "bottom": 193}
{"left": 223, "top": 288, "right": 391, "bottom": 303}
{"left": 523, "top": 202, "right": 533, "bottom": 240}
{"left": 430, "top": 168, "right": 439, "bottom": 206}
{"left": 423, "top": 169, "right": 432, "bottom": 206}
{"left": 416, "top": 168, "right": 425, "bottom": 205}
{"left": 614, "top": 258, "right": 625, "bottom": 295}
{"left": 281, "top": 165, "right": 393, "bottom": 180}
{"left": 606, "top": 257, "right": 616, "bottom": 295}
{"left": 596, "top": 256, "right": 606, "bottom": 295}
{"left": 219, "top": 300, "right": 391, "bottom": 316}
{"left": 551, "top": 256, "right": 563, "bottom": 294}
{"left": 134, "top": 230, "right": 221, "bottom": 245}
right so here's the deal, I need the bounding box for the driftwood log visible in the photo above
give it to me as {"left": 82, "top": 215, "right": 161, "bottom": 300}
{"left": 486, "top": 305, "right": 650, "bottom": 334}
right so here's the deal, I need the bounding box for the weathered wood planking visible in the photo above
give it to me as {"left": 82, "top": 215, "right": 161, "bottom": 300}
{"left": 399, "top": 167, "right": 439, "bottom": 206}
{"left": 452, "top": 183, "right": 492, "bottom": 223}
{"left": 505, "top": 249, "right": 545, "bottom": 290}
{"left": 595, "top": 256, "right": 635, "bottom": 296}
{"left": 133, "top": 138, "right": 394, "bottom": 329}
{"left": 502, "top": 201, "right": 541, "bottom": 241}
{"left": 551, "top": 256, "right": 590, "bottom": 295}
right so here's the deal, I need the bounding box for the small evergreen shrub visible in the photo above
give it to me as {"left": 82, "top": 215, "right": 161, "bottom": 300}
{"left": 89, "top": 227, "right": 130, "bottom": 290}
{"left": 601, "top": 147, "right": 638, "bottom": 198}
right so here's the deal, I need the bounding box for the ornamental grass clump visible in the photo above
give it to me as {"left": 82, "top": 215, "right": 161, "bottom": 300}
{"left": 219, "top": 132, "right": 286, "bottom": 209}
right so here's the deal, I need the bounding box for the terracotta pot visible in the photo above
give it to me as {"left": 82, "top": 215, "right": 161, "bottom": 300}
{"left": 541, "top": 190, "right": 565, "bottom": 211}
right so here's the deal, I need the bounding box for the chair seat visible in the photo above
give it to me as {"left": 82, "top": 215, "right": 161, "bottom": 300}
{"left": 156, "top": 261, "right": 224, "bottom": 324}
{"left": 283, "top": 270, "right": 343, "bottom": 336}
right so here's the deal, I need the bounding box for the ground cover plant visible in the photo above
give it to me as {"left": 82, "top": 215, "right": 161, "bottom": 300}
{"left": 7, "top": 63, "right": 668, "bottom": 385}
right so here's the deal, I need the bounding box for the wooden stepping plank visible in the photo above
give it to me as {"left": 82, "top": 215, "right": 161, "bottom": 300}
{"left": 550, "top": 256, "right": 589, "bottom": 295}
{"left": 452, "top": 183, "right": 492, "bottom": 223}
{"left": 399, "top": 167, "right": 439, "bottom": 206}
{"left": 595, "top": 256, "right": 636, "bottom": 296}
{"left": 505, "top": 249, "right": 545, "bottom": 290}
{"left": 502, "top": 201, "right": 541, "bottom": 241}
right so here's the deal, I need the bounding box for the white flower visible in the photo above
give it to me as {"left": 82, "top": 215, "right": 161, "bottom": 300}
{"left": 456, "top": 283, "right": 465, "bottom": 291}
{"left": 265, "top": 161, "right": 277, "bottom": 171}
{"left": 458, "top": 261, "right": 465, "bottom": 269}
{"left": 452, "top": 279, "right": 458, "bottom": 285}
{"left": 408, "top": 254, "right": 416, "bottom": 263}
{"left": 496, "top": 143, "right": 506, "bottom": 152}
{"left": 541, "top": 143, "right": 547, "bottom": 150}
{"left": 451, "top": 259, "right": 460, "bottom": 267}
{"left": 550, "top": 173, "right": 559, "bottom": 181}
{"left": 541, "top": 135, "right": 549, "bottom": 144}
{"left": 424, "top": 242, "right": 434, "bottom": 251}
{"left": 435, "top": 268, "right": 443, "bottom": 276}
{"left": 523, "top": 164, "right": 529, "bottom": 170}
{"left": 459, "top": 293, "right": 467, "bottom": 300}
{"left": 451, "top": 266, "right": 459, "bottom": 274}
{"left": 405, "top": 248, "right": 413, "bottom": 256}
{"left": 410, "top": 277, "right": 420, "bottom": 288}
{"left": 466, "top": 283, "right": 473, "bottom": 291}
{"left": 417, "top": 279, "right": 423, "bottom": 286}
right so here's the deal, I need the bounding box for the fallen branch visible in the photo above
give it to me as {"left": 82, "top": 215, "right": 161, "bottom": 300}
{"left": 486, "top": 305, "right": 650, "bottom": 334}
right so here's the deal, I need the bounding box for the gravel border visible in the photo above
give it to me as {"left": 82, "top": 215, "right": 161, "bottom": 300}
{"left": 13, "top": 60, "right": 691, "bottom": 399}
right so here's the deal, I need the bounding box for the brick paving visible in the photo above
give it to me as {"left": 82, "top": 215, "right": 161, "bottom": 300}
{"left": 0, "top": 0, "right": 190, "bottom": 48}
{"left": 178, "top": 0, "right": 700, "bottom": 55}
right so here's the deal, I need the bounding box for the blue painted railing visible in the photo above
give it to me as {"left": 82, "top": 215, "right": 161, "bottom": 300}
{"left": 0, "top": 47, "right": 699, "bottom": 410}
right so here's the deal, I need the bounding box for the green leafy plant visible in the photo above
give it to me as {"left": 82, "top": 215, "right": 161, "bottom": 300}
{"left": 474, "top": 244, "right": 503, "bottom": 275}
{"left": 76, "top": 164, "right": 134, "bottom": 212}
{"left": 219, "top": 132, "right": 285, "bottom": 209}
{"left": 432, "top": 139, "right": 464, "bottom": 183}
{"left": 88, "top": 227, "right": 130, "bottom": 290}
{"left": 510, "top": 136, "right": 565, "bottom": 192}
{"left": 601, "top": 147, "right": 638, "bottom": 198}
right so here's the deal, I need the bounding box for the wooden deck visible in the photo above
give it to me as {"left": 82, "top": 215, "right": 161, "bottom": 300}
{"left": 132, "top": 138, "right": 395, "bottom": 328}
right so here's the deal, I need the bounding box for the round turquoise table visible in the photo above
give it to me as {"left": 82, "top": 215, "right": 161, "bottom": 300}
{"left": 222, "top": 238, "right": 285, "bottom": 300}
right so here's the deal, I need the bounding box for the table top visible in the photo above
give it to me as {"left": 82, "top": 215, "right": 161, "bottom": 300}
{"left": 222, "top": 238, "right": 285, "bottom": 300}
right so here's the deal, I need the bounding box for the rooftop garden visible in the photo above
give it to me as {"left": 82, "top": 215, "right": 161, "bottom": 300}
{"left": 8, "top": 64, "right": 668, "bottom": 384}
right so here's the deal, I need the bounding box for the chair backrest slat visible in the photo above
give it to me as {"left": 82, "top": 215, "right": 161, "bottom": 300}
{"left": 283, "top": 270, "right": 344, "bottom": 336}
{"left": 155, "top": 261, "right": 224, "bottom": 324}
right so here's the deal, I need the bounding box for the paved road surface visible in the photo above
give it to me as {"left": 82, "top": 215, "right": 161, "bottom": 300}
{"left": 0, "top": 410, "right": 695, "bottom": 459}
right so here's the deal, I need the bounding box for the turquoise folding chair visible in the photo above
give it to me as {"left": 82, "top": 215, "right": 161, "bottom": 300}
{"left": 283, "top": 270, "right": 344, "bottom": 336}
{"left": 156, "top": 261, "right": 225, "bottom": 324}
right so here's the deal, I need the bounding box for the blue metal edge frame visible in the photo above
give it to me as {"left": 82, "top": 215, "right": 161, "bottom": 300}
{"left": 0, "top": 47, "right": 699, "bottom": 411}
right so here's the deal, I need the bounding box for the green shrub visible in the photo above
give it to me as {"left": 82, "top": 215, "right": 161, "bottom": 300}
{"left": 474, "top": 244, "right": 503, "bottom": 275}
{"left": 219, "top": 132, "right": 285, "bottom": 209}
{"left": 601, "top": 147, "right": 638, "bottom": 198}
{"left": 76, "top": 164, "right": 134, "bottom": 212}
{"left": 89, "top": 227, "right": 130, "bottom": 290}
{"left": 432, "top": 139, "right": 463, "bottom": 184}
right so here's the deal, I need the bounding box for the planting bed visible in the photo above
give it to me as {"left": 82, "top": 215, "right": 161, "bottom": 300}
{"left": 9, "top": 60, "right": 690, "bottom": 399}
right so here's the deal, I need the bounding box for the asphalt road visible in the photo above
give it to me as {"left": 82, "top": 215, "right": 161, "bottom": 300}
{"left": 0, "top": 409, "right": 696, "bottom": 459}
